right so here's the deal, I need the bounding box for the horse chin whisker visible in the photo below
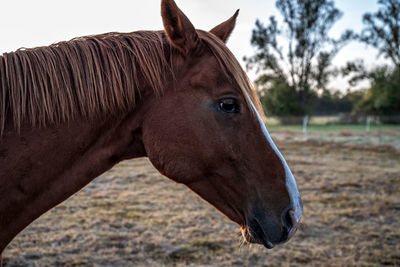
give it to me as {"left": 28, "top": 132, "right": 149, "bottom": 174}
{"left": 240, "top": 223, "right": 255, "bottom": 244}
{"left": 237, "top": 231, "right": 250, "bottom": 249}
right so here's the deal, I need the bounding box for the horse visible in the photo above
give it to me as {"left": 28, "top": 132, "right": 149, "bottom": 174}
{"left": 0, "top": 0, "right": 303, "bottom": 263}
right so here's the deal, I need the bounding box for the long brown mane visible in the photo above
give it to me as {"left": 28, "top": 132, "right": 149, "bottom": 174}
{"left": 0, "top": 30, "right": 263, "bottom": 135}
{"left": 0, "top": 31, "right": 173, "bottom": 133}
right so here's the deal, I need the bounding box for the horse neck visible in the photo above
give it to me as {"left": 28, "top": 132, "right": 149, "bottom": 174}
{"left": 0, "top": 84, "right": 154, "bottom": 254}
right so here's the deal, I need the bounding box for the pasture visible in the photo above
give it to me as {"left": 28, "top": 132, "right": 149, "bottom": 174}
{"left": 3, "top": 129, "right": 400, "bottom": 266}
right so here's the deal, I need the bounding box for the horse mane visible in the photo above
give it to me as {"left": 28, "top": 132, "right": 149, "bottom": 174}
{"left": 0, "top": 30, "right": 264, "bottom": 134}
{"left": 0, "top": 31, "right": 173, "bottom": 133}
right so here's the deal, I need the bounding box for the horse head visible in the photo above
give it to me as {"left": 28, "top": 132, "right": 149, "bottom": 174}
{"left": 141, "top": 0, "right": 303, "bottom": 248}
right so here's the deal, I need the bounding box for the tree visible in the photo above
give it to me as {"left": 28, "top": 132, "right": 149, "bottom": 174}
{"left": 360, "top": 0, "right": 400, "bottom": 70}
{"left": 258, "top": 78, "right": 304, "bottom": 116}
{"left": 244, "top": 0, "right": 353, "bottom": 116}
{"left": 311, "top": 90, "right": 360, "bottom": 115}
{"left": 342, "top": 0, "right": 400, "bottom": 116}
{"left": 355, "top": 66, "right": 400, "bottom": 115}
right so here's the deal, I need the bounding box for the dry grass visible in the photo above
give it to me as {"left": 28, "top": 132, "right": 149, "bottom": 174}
{"left": 3, "top": 134, "right": 400, "bottom": 266}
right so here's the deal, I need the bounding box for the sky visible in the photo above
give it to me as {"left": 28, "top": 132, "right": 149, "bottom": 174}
{"left": 0, "top": 0, "right": 388, "bottom": 91}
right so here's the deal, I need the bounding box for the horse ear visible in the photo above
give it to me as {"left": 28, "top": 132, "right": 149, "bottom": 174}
{"left": 210, "top": 10, "right": 239, "bottom": 43}
{"left": 161, "top": 0, "right": 200, "bottom": 54}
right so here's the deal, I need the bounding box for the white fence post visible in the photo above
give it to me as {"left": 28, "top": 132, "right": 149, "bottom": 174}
{"left": 303, "top": 115, "right": 309, "bottom": 137}
{"left": 366, "top": 116, "right": 371, "bottom": 132}
{"left": 377, "top": 116, "right": 382, "bottom": 144}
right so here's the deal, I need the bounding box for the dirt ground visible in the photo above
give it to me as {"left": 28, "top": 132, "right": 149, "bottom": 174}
{"left": 3, "top": 132, "right": 400, "bottom": 266}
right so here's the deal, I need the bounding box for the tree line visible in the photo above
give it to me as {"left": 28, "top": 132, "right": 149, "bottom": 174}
{"left": 244, "top": 0, "right": 400, "bottom": 119}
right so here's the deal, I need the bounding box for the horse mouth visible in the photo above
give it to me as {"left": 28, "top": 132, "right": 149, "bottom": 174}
{"left": 241, "top": 220, "right": 276, "bottom": 249}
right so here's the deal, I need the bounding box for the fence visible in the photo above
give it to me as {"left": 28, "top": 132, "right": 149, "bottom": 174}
{"left": 265, "top": 114, "right": 400, "bottom": 126}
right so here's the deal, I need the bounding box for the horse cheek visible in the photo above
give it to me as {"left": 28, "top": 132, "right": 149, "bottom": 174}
{"left": 141, "top": 113, "right": 204, "bottom": 185}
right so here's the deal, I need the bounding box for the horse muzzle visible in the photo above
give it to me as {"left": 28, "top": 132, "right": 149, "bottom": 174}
{"left": 242, "top": 206, "right": 301, "bottom": 249}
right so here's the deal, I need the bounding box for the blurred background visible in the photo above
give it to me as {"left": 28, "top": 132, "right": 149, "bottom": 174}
{"left": 2, "top": 0, "right": 399, "bottom": 266}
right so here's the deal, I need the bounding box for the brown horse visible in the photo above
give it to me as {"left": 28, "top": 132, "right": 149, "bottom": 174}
{"left": 0, "top": 0, "right": 302, "bottom": 262}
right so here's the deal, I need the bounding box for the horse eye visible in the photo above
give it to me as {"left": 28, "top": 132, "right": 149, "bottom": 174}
{"left": 218, "top": 98, "right": 240, "bottom": 113}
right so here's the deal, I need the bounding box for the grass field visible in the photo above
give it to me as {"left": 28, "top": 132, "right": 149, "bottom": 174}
{"left": 3, "top": 130, "right": 400, "bottom": 266}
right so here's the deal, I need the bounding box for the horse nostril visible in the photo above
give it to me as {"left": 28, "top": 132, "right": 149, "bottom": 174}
{"left": 282, "top": 208, "right": 298, "bottom": 234}
{"left": 279, "top": 207, "right": 301, "bottom": 243}
{"left": 284, "top": 209, "right": 294, "bottom": 230}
